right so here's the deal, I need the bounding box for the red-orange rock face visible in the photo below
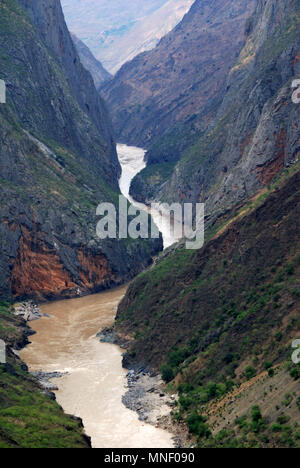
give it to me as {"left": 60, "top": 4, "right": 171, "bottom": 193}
{"left": 9, "top": 226, "right": 112, "bottom": 300}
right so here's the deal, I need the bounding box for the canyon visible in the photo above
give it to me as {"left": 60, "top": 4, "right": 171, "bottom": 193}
{"left": 9, "top": 142, "right": 178, "bottom": 448}
{"left": 103, "top": 0, "right": 300, "bottom": 229}
{"left": 117, "top": 144, "right": 183, "bottom": 248}
{"left": 0, "top": 0, "right": 299, "bottom": 450}
{"left": 108, "top": 0, "right": 300, "bottom": 448}
{"left": 102, "top": 0, "right": 256, "bottom": 148}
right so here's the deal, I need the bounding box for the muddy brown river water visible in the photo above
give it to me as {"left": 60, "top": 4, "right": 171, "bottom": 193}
{"left": 20, "top": 286, "right": 174, "bottom": 448}
{"left": 20, "top": 144, "right": 175, "bottom": 448}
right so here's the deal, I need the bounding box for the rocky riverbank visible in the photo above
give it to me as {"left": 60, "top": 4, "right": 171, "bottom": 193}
{"left": 0, "top": 301, "right": 91, "bottom": 448}
{"left": 123, "top": 368, "right": 187, "bottom": 448}
{"left": 98, "top": 327, "right": 187, "bottom": 447}
{"left": 96, "top": 326, "right": 133, "bottom": 348}
{"left": 30, "top": 371, "right": 68, "bottom": 395}
{"left": 14, "top": 301, "right": 42, "bottom": 322}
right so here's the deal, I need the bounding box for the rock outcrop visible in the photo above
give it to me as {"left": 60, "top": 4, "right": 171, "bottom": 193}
{"left": 17, "top": 0, "right": 118, "bottom": 181}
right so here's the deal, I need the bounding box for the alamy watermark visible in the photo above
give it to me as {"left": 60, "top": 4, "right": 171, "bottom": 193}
{"left": 292, "top": 79, "right": 300, "bottom": 104}
{"left": 292, "top": 339, "right": 300, "bottom": 365}
{"left": 0, "top": 79, "right": 6, "bottom": 104}
{"left": 0, "top": 339, "right": 6, "bottom": 364}
{"left": 96, "top": 196, "right": 204, "bottom": 250}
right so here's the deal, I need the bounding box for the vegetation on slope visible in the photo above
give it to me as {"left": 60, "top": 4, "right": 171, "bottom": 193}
{"left": 116, "top": 164, "right": 300, "bottom": 448}
{"left": 0, "top": 303, "right": 90, "bottom": 448}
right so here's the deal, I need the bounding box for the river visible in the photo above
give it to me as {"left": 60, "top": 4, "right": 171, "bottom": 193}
{"left": 20, "top": 144, "right": 175, "bottom": 448}
{"left": 117, "top": 143, "right": 182, "bottom": 249}
{"left": 20, "top": 288, "right": 173, "bottom": 448}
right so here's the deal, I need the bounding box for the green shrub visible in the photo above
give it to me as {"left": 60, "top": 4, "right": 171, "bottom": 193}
{"left": 271, "top": 423, "right": 282, "bottom": 432}
{"left": 283, "top": 393, "right": 293, "bottom": 407}
{"left": 235, "top": 415, "right": 248, "bottom": 429}
{"left": 286, "top": 263, "right": 295, "bottom": 275}
{"left": 161, "top": 365, "right": 174, "bottom": 383}
{"left": 264, "top": 361, "right": 272, "bottom": 370}
{"left": 277, "top": 415, "right": 290, "bottom": 425}
{"left": 290, "top": 367, "right": 300, "bottom": 380}
{"left": 275, "top": 331, "right": 283, "bottom": 342}
{"left": 245, "top": 366, "right": 256, "bottom": 380}
{"left": 168, "top": 347, "right": 190, "bottom": 368}
{"left": 250, "top": 405, "right": 265, "bottom": 433}
{"left": 251, "top": 406, "right": 262, "bottom": 423}
{"left": 187, "top": 413, "right": 211, "bottom": 438}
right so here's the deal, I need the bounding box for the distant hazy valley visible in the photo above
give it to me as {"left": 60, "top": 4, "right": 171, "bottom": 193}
{"left": 61, "top": 0, "right": 193, "bottom": 73}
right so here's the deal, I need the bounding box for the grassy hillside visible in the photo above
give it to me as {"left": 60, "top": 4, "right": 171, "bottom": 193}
{"left": 116, "top": 164, "right": 300, "bottom": 448}
{"left": 0, "top": 303, "right": 90, "bottom": 448}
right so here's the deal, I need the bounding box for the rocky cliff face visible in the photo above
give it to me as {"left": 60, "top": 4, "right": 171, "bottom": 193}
{"left": 0, "top": 0, "right": 161, "bottom": 301}
{"left": 114, "top": 1, "right": 300, "bottom": 448}
{"left": 154, "top": 0, "right": 300, "bottom": 217}
{"left": 128, "top": 0, "right": 300, "bottom": 225}
{"left": 71, "top": 33, "right": 112, "bottom": 88}
{"left": 102, "top": 0, "right": 256, "bottom": 150}
{"left": 16, "top": 0, "right": 117, "bottom": 183}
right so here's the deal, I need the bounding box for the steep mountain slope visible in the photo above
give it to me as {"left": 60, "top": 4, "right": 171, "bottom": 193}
{"left": 130, "top": 0, "right": 300, "bottom": 225}
{"left": 0, "top": 0, "right": 161, "bottom": 301}
{"left": 102, "top": 0, "right": 256, "bottom": 148}
{"left": 116, "top": 0, "right": 300, "bottom": 448}
{"left": 61, "top": 0, "right": 193, "bottom": 73}
{"left": 71, "top": 33, "right": 111, "bottom": 88}
{"left": 18, "top": 0, "right": 116, "bottom": 167}
{"left": 116, "top": 163, "right": 300, "bottom": 448}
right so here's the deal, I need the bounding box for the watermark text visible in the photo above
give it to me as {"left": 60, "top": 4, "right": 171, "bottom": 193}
{"left": 292, "top": 79, "right": 300, "bottom": 104}
{"left": 0, "top": 80, "right": 6, "bottom": 104}
{"left": 292, "top": 339, "right": 300, "bottom": 364}
{"left": 0, "top": 339, "right": 6, "bottom": 364}
{"left": 96, "top": 196, "right": 204, "bottom": 250}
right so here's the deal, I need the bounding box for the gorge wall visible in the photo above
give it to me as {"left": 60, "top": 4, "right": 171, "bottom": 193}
{"left": 116, "top": 162, "right": 300, "bottom": 448}
{"left": 154, "top": 0, "right": 300, "bottom": 219}
{"left": 103, "top": 0, "right": 300, "bottom": 227}
{"left": 0, "top": 0, "right": 161, "bottom": 302}
{"left": 102, "top": 0, "right": 256, "bottom": 150}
